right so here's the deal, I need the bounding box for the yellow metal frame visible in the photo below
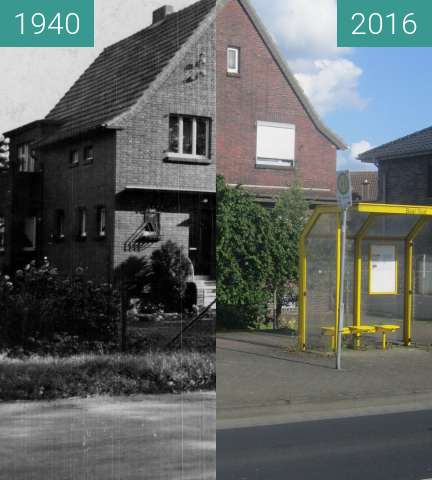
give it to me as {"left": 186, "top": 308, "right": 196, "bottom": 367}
{"left": 298, "top": 203, "right": 432, "bottom": 351}
{"left": 367, "top": 243, "right": 399, "bottom": 296}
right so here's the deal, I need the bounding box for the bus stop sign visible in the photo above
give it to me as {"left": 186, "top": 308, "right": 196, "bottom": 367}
{"left": 336, "top": 170, "right": 352, "bottom": 208}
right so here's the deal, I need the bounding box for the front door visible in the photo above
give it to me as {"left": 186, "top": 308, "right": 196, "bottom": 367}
{"left": 189, "top": 197, "right": 215, "bottom": 277}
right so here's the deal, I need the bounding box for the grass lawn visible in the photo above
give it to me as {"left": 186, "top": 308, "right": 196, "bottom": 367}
{"left": 0, "top": 352, "right": 215, "bottom": 401}
{"left": 0, "top": 392, "right": 215, "bottom": 480}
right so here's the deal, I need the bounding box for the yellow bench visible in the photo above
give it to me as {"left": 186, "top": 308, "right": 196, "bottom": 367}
{"left": 374, "top": 325, "right": 401, "bottom": 350}
{"left": 348, "top": 325, "right": 377, "bottom": 349}
{"left": 321, "top": 326, "right": 351, "bottom": 351}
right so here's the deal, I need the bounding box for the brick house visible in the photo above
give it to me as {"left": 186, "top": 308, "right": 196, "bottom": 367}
{"left": 1, "top": 0, "right": 344, "bottom": 302}
{"left": 216, "top": 0, "right": 346, "bottom": 205}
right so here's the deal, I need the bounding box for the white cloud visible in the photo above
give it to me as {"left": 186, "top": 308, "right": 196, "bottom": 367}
{"left": 337, "top": 140, "right": 377, "bottom": 172}
{"left": 350, "top": 140, "right": 373, "bottom": 160}
{"left": 253, "top": 0, "right": 367, "bottom": 116}
{"left": 258, "top": 0, "right": 349, "bottom": 59}
{"left": 295, "top": 59, "right": 367, "bottom": 115}
{"left": 0, "top": 0, "right": 196, "bottom": 132}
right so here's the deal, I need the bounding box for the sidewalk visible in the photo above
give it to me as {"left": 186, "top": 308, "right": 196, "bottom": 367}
{"left": 0, "top": 392, "right": 216, "bottom": 480}
{"left": 217, "top": 331, "right": 432, "bottom": 428}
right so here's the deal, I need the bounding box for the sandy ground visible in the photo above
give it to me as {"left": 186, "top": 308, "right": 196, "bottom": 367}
{"left": 0, "top": 392, "right": 215, "bottom": 480}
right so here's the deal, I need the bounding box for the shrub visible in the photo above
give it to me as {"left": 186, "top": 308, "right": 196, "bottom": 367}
{"left": 217, "top": 304, "right": 266, "bottom": 330}
{"left": 0, "top": 352, "right": 216, "bottom": 401}
{"left": 0, "top": 261, "right": 120, "bottom": 351}
{"left": 150, "top": 241, "right": 191, "bottom": 312}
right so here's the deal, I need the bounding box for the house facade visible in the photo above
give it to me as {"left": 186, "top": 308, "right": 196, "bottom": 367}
{"left": 1, "top": 0, "right": 344, "bottom": 303}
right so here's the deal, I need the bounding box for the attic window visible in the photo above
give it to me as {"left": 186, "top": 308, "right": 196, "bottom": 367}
{"left": 256, "top": 121, "right": 296, "bottom": 168}
{"left": 227, "top": 47, "right": 240, "bottom": 74}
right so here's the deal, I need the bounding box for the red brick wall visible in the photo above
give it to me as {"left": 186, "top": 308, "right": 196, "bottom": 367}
{"left": 216, "top": 0, "right": 337, "bottom": 192}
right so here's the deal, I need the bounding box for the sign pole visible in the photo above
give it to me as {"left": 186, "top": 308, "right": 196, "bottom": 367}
{"left": 336, "top": 206, "right": 348, "bottom": 370}
{"left": 335, "top": 170, "right": 352, "bottom": 371}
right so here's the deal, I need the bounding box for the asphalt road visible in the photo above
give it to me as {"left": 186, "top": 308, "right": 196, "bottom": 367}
{"left": 217, "top": 410, "right": 432, "bottom": 480}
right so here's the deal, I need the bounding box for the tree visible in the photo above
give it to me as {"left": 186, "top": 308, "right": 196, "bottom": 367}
{"left": 0, "top": 134, "right": 10, "bottom": 170}
{"left": 216, "top": 176, "right": 309, "bottom": 328}
{"left": 217, "top": 175, "right": 274, "bottom": 305}
{"left": 269, "top": 183, "right": 309, "bottom": 319}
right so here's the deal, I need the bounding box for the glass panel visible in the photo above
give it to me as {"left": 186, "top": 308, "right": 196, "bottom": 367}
{"left": 413, "top": 223, "right": 432, "bottom": 346}
{"left": 169, "top": 116, "right": 179, "bottom": 153}
{"left": 305, "top": 213, "right": 338, "bottom": 351}
{"left": 183, "top": 117, "right": 193, "bottom": 155}
{"left": 227, "top": 49, "right": 238, "bottom": 72}
{"left": 196, "top": 118, "right": 208, "bottom": 157}
{"left": 366, "top": 215, "right": 420, "bottom": 238}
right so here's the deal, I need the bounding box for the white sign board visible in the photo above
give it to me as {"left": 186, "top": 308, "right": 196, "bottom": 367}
{"left": 336, "top": 170, "right": 352, "bottom": 208}
{"left": 369, "top": 244, "right": 398, "bottom": 295}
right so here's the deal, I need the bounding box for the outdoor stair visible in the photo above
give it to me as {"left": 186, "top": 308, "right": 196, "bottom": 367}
{"left": 194, "top": 276, "right": 216, "bottom": 309}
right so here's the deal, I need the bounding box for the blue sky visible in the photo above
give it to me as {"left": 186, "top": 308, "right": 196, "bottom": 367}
{"left": 1, "top": 0, "right": 430, "bottom": 172}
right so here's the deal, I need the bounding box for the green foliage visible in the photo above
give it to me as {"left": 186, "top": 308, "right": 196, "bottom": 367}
{"left": 217, "top": 176, "right": 274, "bottom": 306}
{"left": 0, "top": 352, "right": 216, "bottom": 401}
{"left": 217, "top": 176, "right": 309, "bottom": 328}
{"left": 150, "top": 241, "right": 191, "bottom": 312}
{"left": 270, "top": 182, "right": 309, "bottom": 294}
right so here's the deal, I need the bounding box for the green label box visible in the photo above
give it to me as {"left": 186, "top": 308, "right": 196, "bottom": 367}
{"left": 338, "top": 0, "right": 432, "bottom": 47}
{"left": 0, "top": 0, "right": 94, "bottom": 47}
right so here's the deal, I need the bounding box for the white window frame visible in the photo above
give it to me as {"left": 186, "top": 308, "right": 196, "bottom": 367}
{"left": 0, "top": 216, "right": 5, "bottom": 251}
{"left": 23, "top": 216, "right": 37, "bottom": 252}
{"left": 168, "top": 115, "right": 210, "bottom": 160}
{"left": 70, "top": 150, "right": 79, "bottom": 167}
{"left": 84, "top": 146, "right": 94, "bottom": 164}
{"left": 256, "top": 121, "right": 296, "bottom": 168}
{"left": 227, "top": 47, "right": 239, "bottom": 74}
{"left": 18, "top": 143, "right": 35, "bottom": 172}
{"left": 97, "top": 206, "right": 107, "bottom": 238}
{"left": 78, "top": 208, "right": 87, "bottom": 238}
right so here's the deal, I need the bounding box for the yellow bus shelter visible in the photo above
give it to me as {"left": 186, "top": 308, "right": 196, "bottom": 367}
{"left": 298, "top": 203, "right": 432, "bottom": 352}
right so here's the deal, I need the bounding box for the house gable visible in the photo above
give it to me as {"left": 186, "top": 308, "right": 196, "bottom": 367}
{"left": 216, "top": 0, "right": 344, "bottom": 196}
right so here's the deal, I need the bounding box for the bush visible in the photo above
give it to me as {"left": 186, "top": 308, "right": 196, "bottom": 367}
{"left": 150, "top": 241, "right": 191, "bottom": 312}
{"left": 217, "top": 304, "right": 266, "bottom": 330}
{"left": 0, "top": 352, "right": 216, "bottom": 401}
{"left": 0, "top": 261, "right": 120, "bottom": 351}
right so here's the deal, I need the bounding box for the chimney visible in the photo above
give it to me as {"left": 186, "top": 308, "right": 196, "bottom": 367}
{"left": 152, "top": 5, "right": 174, "bottom": 24}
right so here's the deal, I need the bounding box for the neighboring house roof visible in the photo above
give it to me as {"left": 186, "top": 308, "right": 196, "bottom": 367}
{"left": 359, "top": 126, "right": 432, "bottom": 162}
{"left": 350, "top": 171, "right": 378, "bottom": 202}
{"left": 43, "top": 0, "right": 216, "bottom": 144}
{"left": 217, "top": 0, "right": 346, "bottom": 150}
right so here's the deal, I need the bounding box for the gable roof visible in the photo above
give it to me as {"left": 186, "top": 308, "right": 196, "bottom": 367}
{"left": 359, "top": 126, "right": 432, "bottom": 163}
{"left": 217, "top": 0, "right": 346, "bottom": 150}
{"left": 351, "top": 171, "right": 378, "bottom": 202}
{"left": 43, "top": 0, "right": 216, "bottom": 143}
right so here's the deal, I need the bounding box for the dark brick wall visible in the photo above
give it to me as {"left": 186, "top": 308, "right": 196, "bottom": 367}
{"left": 216, "top": 0, "right": 337, "bottom": 192}
{"left": 41, "top": 131, "right": 116, "bottom": 281}
{"left": 115, "top": 19, "right": 216, "bottom": 194}
{"left": 113, "top": 18, "right": 216, "bottom": 273}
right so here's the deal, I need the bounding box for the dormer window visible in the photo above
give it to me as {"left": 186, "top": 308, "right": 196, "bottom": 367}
{"left": 168, "top": 115, "right": 211, "bottom": 161}
{"left": 227, "top": 47, "right": 240, "bottom": 74}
